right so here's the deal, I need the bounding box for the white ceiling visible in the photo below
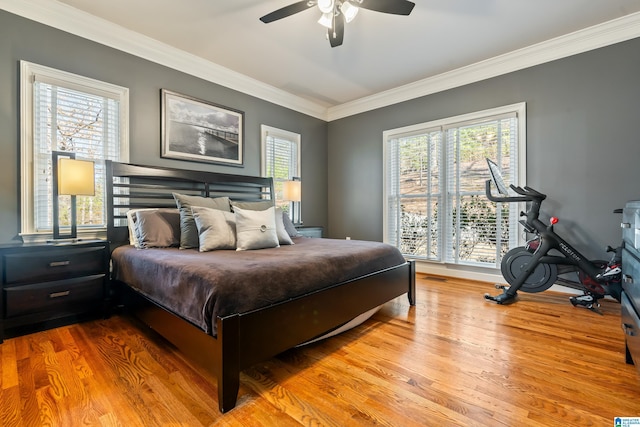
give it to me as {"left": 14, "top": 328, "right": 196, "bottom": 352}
{"left": 5, "top": 0, "right": 640, "bottom": 119}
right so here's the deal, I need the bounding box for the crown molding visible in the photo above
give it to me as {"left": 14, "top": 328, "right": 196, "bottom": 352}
{"left": 0, "top": 0, "right": 329, "bottom": 120}
{"left": 327, "top": 11, "right": 640, "bottom": 121}
{"left": 2, "top": 1, "right": 640, "bottom": 123}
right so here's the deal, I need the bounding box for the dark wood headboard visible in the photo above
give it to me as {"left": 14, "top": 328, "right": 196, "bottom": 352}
{"left": 105, "top": 161, "right": 274, "bottom": 247}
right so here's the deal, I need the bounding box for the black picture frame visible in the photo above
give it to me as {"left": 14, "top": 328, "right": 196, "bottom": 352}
{"left": 161, "top": 89, "right": 244, "bottom": 166}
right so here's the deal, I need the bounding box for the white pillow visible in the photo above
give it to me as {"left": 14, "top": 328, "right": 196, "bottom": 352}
{"left": 234, "top": 206, "right": 280, "bottom": 251}
{"left": 230, "top": 200, "right": 274, "bottom": 211}
{"left": 192, "top": 206, "right": 237, "bottom": 251}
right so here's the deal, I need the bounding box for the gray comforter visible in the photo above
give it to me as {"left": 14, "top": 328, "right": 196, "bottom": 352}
{"left": 111, "top": 237, "right": 406, "bottom": 336}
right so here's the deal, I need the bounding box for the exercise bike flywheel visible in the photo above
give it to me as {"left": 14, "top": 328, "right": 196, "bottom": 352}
{"left": 501, "top": 247, "right": 558, "bottom": 293}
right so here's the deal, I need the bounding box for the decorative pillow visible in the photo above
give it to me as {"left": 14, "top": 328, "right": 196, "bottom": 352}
{"left": 282, "top": 210, "right": 301, "bottom": 238}
{"left": 134, "top": 209, "right": 181, "bottom": 249}
{"left": 230, "top": 200, "right": 274, "bottom": 212}
{"left": 234, "top": 206, "right": 280, "bottom": 251}
{"left": 126, "top": 208, "right": 179, "bottom": 248}
{"left": 126, "top": 208, "right": 151, "bottom": 246}
{"left": 172, "top": 193, "right": 231, "bottom": 249}
{"left": 192, "top": 206, "right": 237, "bottom": 251}
{"left": 275, "top": 208, "right": 294, "bottom": 245}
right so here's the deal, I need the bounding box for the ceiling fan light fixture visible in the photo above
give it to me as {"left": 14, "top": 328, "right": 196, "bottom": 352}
{"left": 318, "top": 12, "right": 333, "bottom": 28}
{"left": 317, "top": 0, "right": 335, "bottom": 13}
{"left": 340, "top": 1, "right": 359, "bottom": 23}
{"left": 259, "top": 0, "right": 415, "bottom": 48}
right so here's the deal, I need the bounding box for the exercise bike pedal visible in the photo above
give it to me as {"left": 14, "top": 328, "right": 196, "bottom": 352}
{"left": 569, "top": 294, "right": 603, "bottom": 315}
{"left": 485, "top": 288, "right": 518, "bottom": 305}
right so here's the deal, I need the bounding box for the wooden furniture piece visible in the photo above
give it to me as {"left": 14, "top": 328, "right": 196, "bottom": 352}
{"left": 105, "top": 161, "right": 415, "bottom": 412}
{"left": 622, "top": 200, "right": 640, "bottom": 373}
{"left": 0, "top": 240, "right": 110, "bottom": 343}
{"left": 295, "top": 225, "right": 323, "bottom": 238}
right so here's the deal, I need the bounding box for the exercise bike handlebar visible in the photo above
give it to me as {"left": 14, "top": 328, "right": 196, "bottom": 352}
{"left": 485, "top": 180, "right": 547, "bottom": 203}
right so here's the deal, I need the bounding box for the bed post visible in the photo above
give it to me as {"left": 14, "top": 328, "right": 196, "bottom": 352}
{"left": 408, "top": 260, "right": 416, "bottom": 306}
{"left": 216, "top": 314, "right": 240, "bottom": 412}
{"left": 105, "top": 160, "right": 114, "bottom": 244}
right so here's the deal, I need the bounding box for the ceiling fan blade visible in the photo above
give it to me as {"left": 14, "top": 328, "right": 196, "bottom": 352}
{"left": 356, "top": 0, "right": 415, "bottom": 15}
{"left": 328, "top": 13, "right": 344, "bottom": 47}
{"left": 260, "top": 1, "right": 314, "bottom": 23}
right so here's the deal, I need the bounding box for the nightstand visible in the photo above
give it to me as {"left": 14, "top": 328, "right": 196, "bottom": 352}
{"left": 296, "top": 226, "right": 324, "bottom": 238}
{"left": 0, "top": 240, "right": 110, "bottom": 343}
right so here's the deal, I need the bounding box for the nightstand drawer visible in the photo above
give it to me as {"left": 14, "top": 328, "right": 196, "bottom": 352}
{"left": 622, "top": 292, "right": 640, "bottom": 374}
{"left": 623, "top": 248, "right": 640, "bottom": 309}
{"left": 4, "top": 274, "right": 105, "bottom": 317}
{"left": 296, "top": 226, "right": 324, "bottom": 238}
{"left": 3, "top": 246, "right": 107, "bottom": 285}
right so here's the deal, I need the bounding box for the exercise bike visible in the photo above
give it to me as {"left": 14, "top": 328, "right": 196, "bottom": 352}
{"left": 484, "top": 158, "right": 622, "bottom": 313}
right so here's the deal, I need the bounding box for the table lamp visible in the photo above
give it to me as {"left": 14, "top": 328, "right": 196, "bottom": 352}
{"left": 52, "top": 151, "right": 95, "bottom": 240}
{"left": 282, "top": 178, "right": 302, "bottom": 225}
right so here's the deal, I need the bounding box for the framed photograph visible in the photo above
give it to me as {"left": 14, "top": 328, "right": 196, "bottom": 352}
{"left": 161, "top": 89, "right": 244, "bottom": 166}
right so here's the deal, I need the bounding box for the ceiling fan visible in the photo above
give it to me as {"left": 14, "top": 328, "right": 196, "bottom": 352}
{"left": 259, "top": 0, "right": 416, "bottom": 48}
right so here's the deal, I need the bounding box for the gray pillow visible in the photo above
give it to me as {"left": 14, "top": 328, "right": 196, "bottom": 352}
{"left": 126, "top": 208, "right": 179, "bottom": 247}
{"left": 192, "top": 206, "right": 236, "bottom": 251}
{"left": 172, "top": 192, "right": 231, "bottom": 249}
{"left": 275, "top": 208, "right": 294, "bottom": 245}
{"left": 230, "top": 200, "right": 274, "bottom": 211}
{"left": 282, "top": 210, "right": 301, "bottom": 238}
{"left": 134, "top": 209, "right": 181, "bottom": 249}
{"left": 234, "top": 206, "right": 280, "bottom": 250}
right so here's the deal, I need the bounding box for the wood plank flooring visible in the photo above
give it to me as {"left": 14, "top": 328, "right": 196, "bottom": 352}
{"left": 1, "top": 275, "right": 639, "bottom": 426}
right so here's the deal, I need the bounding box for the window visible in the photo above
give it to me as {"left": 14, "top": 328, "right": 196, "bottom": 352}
{"left": 20, "top": 61, "right": 129, "bottom": 241}
{"left": 384, "top": 103, "right": 525, "bottom": 268}
{"left": 261, "top": 125, "right": 300, "bottom": 219}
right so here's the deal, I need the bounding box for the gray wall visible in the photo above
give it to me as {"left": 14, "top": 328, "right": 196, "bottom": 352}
{"left": 2, "top": 9, "right": 639, "bottom": 262}
{"left": 328, "top": 37, "right": 640, "bottom": 260}
{"left": 0, "top": 11, "right": 328, "bottom": 244}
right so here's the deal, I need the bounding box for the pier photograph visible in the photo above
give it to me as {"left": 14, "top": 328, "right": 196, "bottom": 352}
{"left": 161, "top": 89, "right": 243, "bottom": 165}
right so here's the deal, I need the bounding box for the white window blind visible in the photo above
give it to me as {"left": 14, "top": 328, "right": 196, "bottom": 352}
{"left": 21, "top": 61, "right": 129, "bottom": 239}
{"left": 261, "top": 125, "right": 300, "bottom": 216}
{"left": 443, "top": 114, "right": 519, "bottom": 266}
{"left": 384, "top": 104, "right": 525, "bottom": 268}
{"left": 386, "top": 129, "right": 442, "bottom": 260}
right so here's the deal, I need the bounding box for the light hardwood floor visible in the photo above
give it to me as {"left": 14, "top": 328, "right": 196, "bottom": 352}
{"left": 1, "top": 275, "right": 639, "bottom": 426}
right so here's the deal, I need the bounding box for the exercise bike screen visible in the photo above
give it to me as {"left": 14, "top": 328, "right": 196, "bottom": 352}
{"left": 486, "top": 158, "right": 510, "bottom": 196}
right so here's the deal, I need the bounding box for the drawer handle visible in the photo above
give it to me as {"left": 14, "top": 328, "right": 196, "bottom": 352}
{"left": 624, "top": 274, "right": 634, "bottom": 284}
{"left": 49, "top": 260, "right": 70, "bottom": 267}
{"left": 49, "top": 290, "right": 70, "bottom": 299}
{"left": 621, "top": 222, "right": 631, "bottom": 228}
{"left": 623, "top": 323, "right": 637, "bottom": 337}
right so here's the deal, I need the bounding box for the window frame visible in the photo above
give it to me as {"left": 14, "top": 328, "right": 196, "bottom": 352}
{"left": 260, "top": 124, "right": 301, "bottom": 217}
{"left": 19, "top": 60, "right": 130, "bottom": 242}
{"left": 383, "top": 103, "right": 526, "bottom": 268}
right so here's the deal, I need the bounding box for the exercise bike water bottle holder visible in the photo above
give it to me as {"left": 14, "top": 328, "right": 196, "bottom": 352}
{"left": 483, "top": 158, "right": 622, "bottom": 313}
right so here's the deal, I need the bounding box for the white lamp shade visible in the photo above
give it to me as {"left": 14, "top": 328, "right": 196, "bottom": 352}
{"left": 340, "top": 1, "right": 359, "bottom": 22}
{"left": 318, "top": 12, "right": 333, "bottom": 29}
{"left": 317, "top": 0, "right": 335, "bottom": 13}
{"left": 58, "top": 158, "right": 95, "bottom": 196}
{"left": 282, "top": 180, "right": 301, "bottom": 202}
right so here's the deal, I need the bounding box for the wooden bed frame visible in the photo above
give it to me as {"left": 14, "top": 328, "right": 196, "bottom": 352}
{"left": 105, "top": 161, "right": 416, "bottom": 412}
